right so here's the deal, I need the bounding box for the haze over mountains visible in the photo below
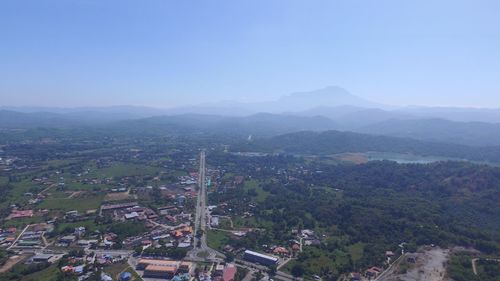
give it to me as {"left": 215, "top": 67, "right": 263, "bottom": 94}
{"left": 2, "top": 86, "right": 500, "bottom": 147}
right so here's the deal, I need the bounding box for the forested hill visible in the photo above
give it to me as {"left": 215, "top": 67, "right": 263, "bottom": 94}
{"left": 238, "top": 130, "right": 500, "bottom": 164}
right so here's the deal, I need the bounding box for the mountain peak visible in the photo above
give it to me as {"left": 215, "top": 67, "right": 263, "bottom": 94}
{"left": 277, "top": 86, "right": 381, "bottom": 110}
{"left": 287, "top": 86, "right": 352, "bottom": 98}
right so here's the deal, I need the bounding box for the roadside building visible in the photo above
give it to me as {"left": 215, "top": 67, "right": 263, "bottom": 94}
{"left": 223, "top": 264, "right": 237, "bottom": 281}
{"left": 32, "top": 253, "right": 53, "bottom": 263}
{"left": 178, "top": 261, "right": 192, "bottom": 273}
{"left": 143, "top": 265, "right": 177, "bottom": 279}
{"left": 136, "top": 259, "right": 178, "bottom": 270}
{"left": 243, "top": 250, "right": 278, "bottom": 266}
{"left": 59, "top": 235, "right": 77, "bottom": 244}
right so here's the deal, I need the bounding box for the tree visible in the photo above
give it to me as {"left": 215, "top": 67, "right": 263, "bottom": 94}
{"left": 225, "top": 252, "right": 235, "bottom": 263}
{"left": 268, "top": 265, "right": 277, "bottom": 277}
{"left": 291, "top": 264, "right": 305, "bottom": 278}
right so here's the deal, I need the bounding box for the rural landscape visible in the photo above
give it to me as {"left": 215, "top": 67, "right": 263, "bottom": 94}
{"left": 1, "top": 1, "right": 499, "bottom": 280}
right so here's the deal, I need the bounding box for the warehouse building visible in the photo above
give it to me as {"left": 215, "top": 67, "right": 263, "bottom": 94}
{"left": 143, "top": 265, "right": 178, "bottom": 279}
{"left": 243, "top": 250, "right": 278, "bottom": 266}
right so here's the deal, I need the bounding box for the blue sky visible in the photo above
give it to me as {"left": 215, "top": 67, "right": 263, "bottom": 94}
{"left": 1, "top": 0, "right": 499, "bottom": 108}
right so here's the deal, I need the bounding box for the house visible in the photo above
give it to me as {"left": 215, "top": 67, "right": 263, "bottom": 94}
{"left": 125, "top": 212, "right": 139, "bottom": 220}
{"left": 215, "top": 264, "right": 225, "bottom": 275}
{"left": 349, "top": 272, "right": 361, "bottom": 281}
{"left": 210, "top": 216, "right": 220, "bottom": 228}
{"left": 9, "top": 209, "right": 34, "bottom": 219}
{"left": 272, "top": 246, "right": 290, "bottom": 256}
{"left": 119, "top": 272, "right": 132, "bottom": 281}
{"left": 77, "top": 239, "right": 98, "bottom": 247}
{"left": 66, "top": 210, "right": 79, "bottom": 217}
{"left": 101, "top": 273, "right": 113, "bottom": 281}
{"left": 74, "top": 265, "right": 85, "bottom": 275}
{"left": 60, "top": 235, "right": 77, "bottom": 244}
{"left": 75, "top": 226, "right": 86, "bottom": 237}
{"left": 177, "top": 261, "right": 192, "bottom": 273}
{"left": 365, "top": 267, "right": 382, "bottom": 278}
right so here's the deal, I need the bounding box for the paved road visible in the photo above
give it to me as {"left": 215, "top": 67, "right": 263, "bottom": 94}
{"left": 8, "top": 224, "right": 31, "bottom": 250}
{"left": 375, "top": 253, "right": 405, "bottom": 281}
{"left": 188, "top": 150, "right": 220, "bottom": 261}
{"left": 235, "top": 259, "right": 299, "bottom": 281}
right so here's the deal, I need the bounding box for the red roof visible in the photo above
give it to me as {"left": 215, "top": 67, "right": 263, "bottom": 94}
{"left": 223, "top": 266, "right": 237, "bottom": 281}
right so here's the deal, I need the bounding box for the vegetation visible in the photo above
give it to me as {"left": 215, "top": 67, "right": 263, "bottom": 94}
{"left": 447, "top": 252, "right": 500, "bottom": 281}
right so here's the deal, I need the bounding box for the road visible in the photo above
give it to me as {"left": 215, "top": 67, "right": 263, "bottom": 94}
{"left": 186, "top": 150, "right": 295, "bottom": 281}
{"left": 375, "top": 253, "right": 404, "bottom": 281}
{"left": 472, "top": 258, "right": 500, "bottom": 276}
{"left": 8, "top": 224, "right": 31, "bottom": 250}
{"left": 188, "top": 150, "right": 220, "bottom": 261}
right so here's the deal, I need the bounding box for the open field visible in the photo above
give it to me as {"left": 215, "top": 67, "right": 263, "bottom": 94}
{"left": 283, "top": 246, "right": 350, "bottom": 279}
{"left": 207, "top": 229, "right": 232, "bottom": 251}
{"left": 0, "top": 255, "right": 28, "bottom": 273}
{"left": 21, "top": 264, "right": 60, "bottom": 281}
{"left": 38, "top": 193, "right": 104, "bottom": 212}
{"left": 380, "top": 248, "right": 450, "bottom": 281}
{"left": 104, "top": 261, "right": 143, "bottom": 281}
{"left": 87, "top": 163, "right": 161, "bottom": 178}
{"left": 242, "top": 180, "right": 269, "bottom": 203}
{"left": 347, "top": 242, "right": 365, "bottom": 262}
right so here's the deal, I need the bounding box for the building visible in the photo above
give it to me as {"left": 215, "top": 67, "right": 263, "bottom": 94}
{"left": 136, "top": 259, "right": 178, "bottom": 270}
{"left": 32, "top": 253, "right": 53, "bottom": 263}
{"left": 59, "top": 235, "right": 77, "bottom": 244}
{"left": 365, "top": 267, "right": 382, "bottom": 279}
{"left": 178, "top": 261, "right": 192, "bottom": 273}
{"left": 210, "top": 216, "right": 220, "bottom": 228}
{"left": 119, "top": 272, "right": 132, "bottom": 281}
{"left": 215, "top": 264, "right": 225, "bottom": 275}
{"left": 143, "top": 265, "right": 177, "bottom": 279}
{"left": 349, "top": 272, "right": 361, "bottom": 281}
{"left": 74, "top": 226, "right": 86, "bottom": 237}
{"left": 9, "top": 209, "right": 34, "bottom": 219}
{"left": 223, "top": 264, "right": 237, "bottom": 281}
{"left": 243, "top": 250, "right": 278, "bottom": 266}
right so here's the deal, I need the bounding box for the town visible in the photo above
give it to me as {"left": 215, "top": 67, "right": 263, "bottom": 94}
{"left": 0, "top": 130, "right": 498, "bottom": 281}
{"left": 0, "top": 136, "right": 417, "bottom": 281}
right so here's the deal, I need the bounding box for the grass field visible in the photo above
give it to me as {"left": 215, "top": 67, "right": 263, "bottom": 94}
{"left": 56, "top": 219, "right": 105, "bottom": 233}
{"left": 347, "top": 242, "right": 365, "bottom": 262}
{"left": 38, "top": 193, "right": 104, "bottom": 212}
{"left": 242, "top": 180, "right": 269, "bottom": 203}
{"left": 104, "top": 261, "right": 143, "bottom": 281}
{"left": 283, "top": 247, "right": 350, "bottom": 279}
{"left": 232, "top": 215, "right": 273, "bottom": 229}
{"left": 88, "top": 163, "right": 161, "bottom": 178}
{"left": 3, "top": 216, "right": 46, "bottom": 228}
{"left": 207, "top": 230, "right": 232, "bottom": 251}
{"left": 21, "top": 264, "right": 65, "bottom": 281}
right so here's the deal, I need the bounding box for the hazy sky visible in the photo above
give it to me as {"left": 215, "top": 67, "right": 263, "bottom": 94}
{"left": 1, "top": 0, "right": 499, "bottom": 108}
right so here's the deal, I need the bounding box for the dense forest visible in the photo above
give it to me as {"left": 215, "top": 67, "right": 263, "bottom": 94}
{"left": 209, "top": 153, "right": 500, "bottom": 277}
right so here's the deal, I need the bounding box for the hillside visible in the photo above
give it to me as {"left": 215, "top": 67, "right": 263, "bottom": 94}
{"left": 357, "top": 118, "right": 500, "bottom": 147}
{"left": 238, "top": 130, "right": 500, "bottom": 164}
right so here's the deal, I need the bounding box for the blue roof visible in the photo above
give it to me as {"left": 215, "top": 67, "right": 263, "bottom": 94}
{"left": 120, "top": 272, "right": 132, "bottom": 280}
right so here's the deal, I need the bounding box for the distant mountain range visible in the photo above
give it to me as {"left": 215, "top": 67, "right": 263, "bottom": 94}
{"left": 355, "top": 118, "right": 500, "bottom": 147}
{"left": 3, "top": 86, "right": 500, "bottom": 147}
